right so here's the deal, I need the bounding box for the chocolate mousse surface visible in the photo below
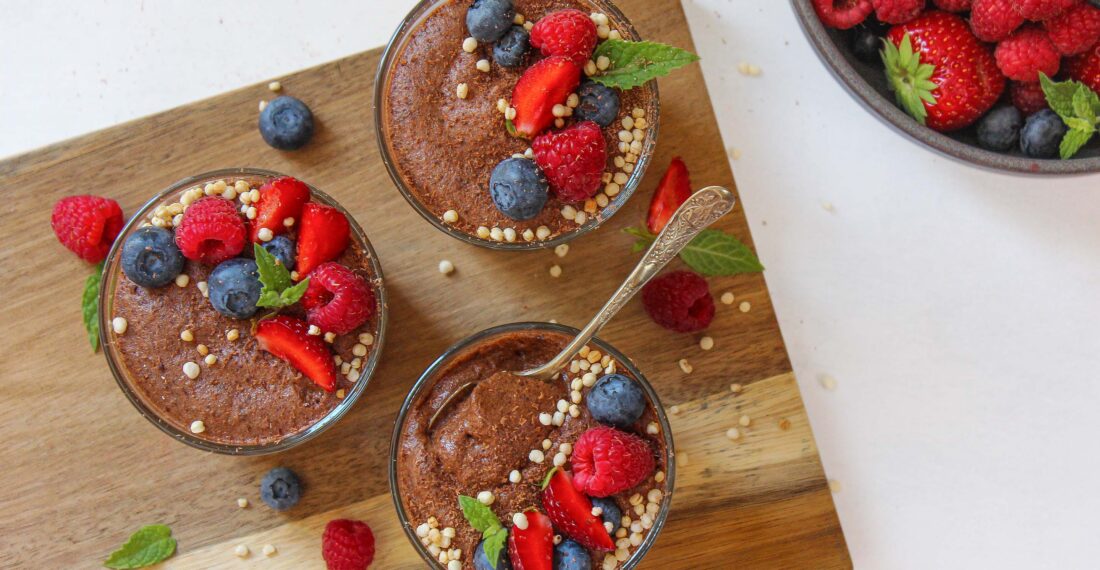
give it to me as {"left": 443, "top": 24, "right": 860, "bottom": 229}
{"left": 382, "top": 0, "right": 652, "bottom": 240}
{"left": 110, "top": 184, "right": 382, "bottom": 447}
{"left": 397, "top": 328, "right": 667, "bottom": 569}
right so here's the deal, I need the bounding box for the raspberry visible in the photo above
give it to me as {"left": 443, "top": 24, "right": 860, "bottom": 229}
{"left": 1065, "top": 45, "right": 1100, "bottom": 92}
{"left": 995, "top": 26, "right": 1061, "bottom": 81}
{"left": 932, "top": 0, "right": 973, "bottom": 11}
{"left": 871, "top": 0, "right": 925, "bottom": 23}
{"left": 811, "top": 0, "right": 874, "bottom": 29}
{"left": 1013, "top": 0, "right": 1078, "bottom": 21}
{"left": 529, "top": 9, "right": 598, "bottom": 66}
{"left": 571, "top": 426, "right": 656, "bottom": 497}
{"left": 971, "top": 0, "right": 1025, "bottom": 41}
{"left": 1043, "top": 4, "right": 1100, "bottom": 55}
{"left": 1010, "top": 80, "right": 1049, "bottom": 114}
{"left": 50, "top": 195, "right": 124, "bottom": 263}
{"left": 301, "top": 262, "right": 375, "bottom": 334}
{"left": 322, "top": 519, "right": 375, "bottom": 570}
{"left": 532, "top": 121, "right": 607, "bottom": 202}
{"left": 174, "top": 197, "right": 246, "bottom": 264}
{"left": 641, "top": 270, "right": 715, "bottom": 333}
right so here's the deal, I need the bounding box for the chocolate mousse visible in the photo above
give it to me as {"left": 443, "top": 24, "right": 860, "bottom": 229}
{"left": 380, "top": 0, "right": 656, "bottom": 244}
{"left": 396, "top": 327, "right": 669, "bottom": 569}
{"left": 106, "top": 174, "right": 383, "bottom": 447}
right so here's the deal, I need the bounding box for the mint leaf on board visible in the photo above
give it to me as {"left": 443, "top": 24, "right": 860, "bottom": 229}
{"left": 481, "top": 525, "right": 508, "bottom": 570}
{"left": 82, "top": 262, "right": 104, "bottom": 352}
{"left": 590, "top": 40, "right": 699, "bottom": 90}
{"left": 254, "top": 243, "right": 309, "bottom": 309}
{"left": 103, "top": 525, "right": 176, "bottom": 569}
{"left": 623, "top": 227, "right": 764, "bottom": 276}
{"left": 458, "top": 495, "right": 502, "bottom": 534}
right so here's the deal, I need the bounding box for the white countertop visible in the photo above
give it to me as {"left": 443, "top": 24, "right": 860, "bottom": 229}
{"left": 6, "top": 1, "right": 1099, "bottom": 567}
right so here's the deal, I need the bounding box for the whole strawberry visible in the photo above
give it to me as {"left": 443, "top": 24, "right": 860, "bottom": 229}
{"left": 1043, "top": 3, "right": 1100, "bottom": 55}
{"left": 51, "top": 195, "right": 124, "bottom": 263}
{"left": 529, "top": 9, "right": 597, "bottom": 66}
{"left": 532, "top": 121, "right": 606, "bottom": 202}
{"left": 970, "top": 0, "right": 1025, "bottom": 41}
{"left": 884, "top": 11, "right": 1006, "bottom": 131}
{"left": 1065, "top": 44, "right": 1100, "bottom": 92}
{"left": 322, "top": 519, "right": 375, "bottom": 570}
{"left": 872, "top": 0, "right": 926, "bottom": 24}
{"left": 571, "top": 426, "right": 655, "bottom": 497}
{"left": 995, "top": 26, "right": 1061, "bottom": 81}
{"left": 811, "top": 0, "right": 874, "bottom": 29}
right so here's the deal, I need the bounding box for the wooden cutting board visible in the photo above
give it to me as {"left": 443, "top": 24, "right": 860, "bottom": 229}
{"left": 0, "top": 0, "right": 850, "bottom": 567}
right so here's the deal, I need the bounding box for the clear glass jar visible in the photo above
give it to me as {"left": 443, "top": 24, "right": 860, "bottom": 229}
{"left": 98, "top": 168, "right": 387, "bottom": 455}
{"left": 389, "top": 322, "right": 675, "bottom": 568}
{"left": 374, "top": 0, "right": 660, "bottom": 250}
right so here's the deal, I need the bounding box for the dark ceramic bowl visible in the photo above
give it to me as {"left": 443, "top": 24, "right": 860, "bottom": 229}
{"left": 791, "top": 0, "right": 1100, "bottom": 175}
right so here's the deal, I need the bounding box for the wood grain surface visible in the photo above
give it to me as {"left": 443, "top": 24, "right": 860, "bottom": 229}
{"left": 0, "top": 1, "right": 850, "bottom": 568}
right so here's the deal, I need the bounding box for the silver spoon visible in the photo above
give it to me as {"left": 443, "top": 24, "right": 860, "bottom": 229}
{"left": 428, "top": 186, "right": 737, "bottom": 429}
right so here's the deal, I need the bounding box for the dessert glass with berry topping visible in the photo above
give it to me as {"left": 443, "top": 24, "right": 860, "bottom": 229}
{"left": 390, "top": 323, "right": 675, "bottom": 570}
{"left": 375, "top": 0, "right": 665, "bottom": 249}
{"left": 98, "top": 168, "right": 387, "bottom": 454}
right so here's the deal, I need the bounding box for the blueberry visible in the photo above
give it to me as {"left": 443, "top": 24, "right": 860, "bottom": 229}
{"left": 489, "top": 157, "right": 549, "bottom": 221}
{"left": 467, "top": 0, "right": 514, "bottom": 42}
{"left": 474, "top": 538, "right": 513, "bottom": 570}
{"left": 493, "top": 25, "right": 530, "bottom": 68}
{"left": 587, "top": 374, "right": 646, "bottom": 428}
{"left": 573, "top": 81, "right": 621, "bottom": 128}
{"left": 208, "top": 258, "right": 261, "bottom": 319}
{"left": 850, "top": 26, "right": 883, "bottom": 64}
{"left": 1019, "top": 109, "right": 1068, "bottom": 159}
{"left": 590, "top": 497, "right": 622, "bottom": 533}
{"left": 552, "top": 539, "right": 591, "bottom": 570}
{"left": 977, "top": 106, "right": 1023, "bottom": 152}
{"left": 259, "top": 96, "right": 315, "bottom": 151}
{"left": 261, "top": 235, "right": 296, "bottom": 270}
{"left": 120, "top": 226, "right": 185, "bottom": 288}
{"left": 259, "top": 467, "right": 302, "bottom": 511}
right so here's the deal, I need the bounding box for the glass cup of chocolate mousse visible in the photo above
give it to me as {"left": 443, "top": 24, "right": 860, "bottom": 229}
{"left": 375, "top": 0, "right": 659, "bottom": 250}
{"left": 99, "top": 168, "right": 387, "bottom": 455}
{"left": 391, "top": 322, "right": 674, "bottom": 570}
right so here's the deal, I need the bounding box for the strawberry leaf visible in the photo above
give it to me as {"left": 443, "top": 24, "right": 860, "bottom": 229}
{"left": 82, "top": 262, "right": 103, "bottom": 352}
{"left": 254, "top": 243, "right": 309, "bottom": 309}
{"left": 882, "top": 33, "right": 934, "bottom": 126}
{"left": 103, "top": 525, "right": 176, "bottom": 569}
{"left": 590, "top": 40, "right": 699, "bottom": 90}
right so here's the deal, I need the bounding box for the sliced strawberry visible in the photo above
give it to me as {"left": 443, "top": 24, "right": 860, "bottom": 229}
{"left": 645, "top": 157, "right": 692, "bottom": 234}
{"left": 254, "top": 315, "right": 337, "bottom": 392}
{"left": 250, "top": 176, "right": 311, "bottom": 243}
{"left": 510, "top": 56, "right": 581, "bottom": 138}
{"left": 541, "top": 468, "right": 615, "bottom": 551}
{"left": 296, "top": 203, "right": 350, "bottom": 277}
{"left": 508, "top": 510, "right": 553, "bottom": 570}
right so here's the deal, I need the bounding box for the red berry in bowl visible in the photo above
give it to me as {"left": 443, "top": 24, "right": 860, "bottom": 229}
{"left": 641, "top": 270, "right": 714, "bottom": 333}
{"left": 301, "top": 262, "right": 375, "bottom": 335}
{"left": 255, "top": 315, "right": 337, "bottom": 392}
{"left": 532, "top": 121, "right": 606, "bottom": 202}
{"left": 51, "top": 195, "right": 124, "bottom": 263}
{"left": 322, "top": 519, "right": 375, "bottom": 570}
{"left": 174, "top": 196, "right": 246, "bottom": 265}
{"left": 296, "top": 203, "right": 350, "bottom": 277}
{"left": 529, "top": 9, "right": 598, "bottom": 66}
{"left": 812, "top": 0, "right": 874, "bottom": 29}
{"left": 1044, "top": 3, "right": 1100, "bottom": 55}
{"left": 995, "top": 26, "right": 1060, "bottom": 81}
{"left": 872, "top": 0, "right": 926, "bottom": 24}
{"left": 511, "top": 56, "right": 581, "bottom": 138}
{"left": 250, "top": 176, "right": 310, "bottom": 243}
{"left": 571, "top": 426, "right": 656, "bottom": 497}
{"left": 540, "top": 468, "right": 615, "bottom": 551}
{"left": 1013, "top": 0, "right": 1078, "bottom": 21}
{"left": 932, "top": 0, "right": 972, "bottom": 12}
{"left": 970, "top": 0, "right": 1025, "bottom": 41}
{"left": 1065, "top": 45, "right": 1100, "bottom": 92}
{"left": 1009, "top": 80, "right": 1049, "bottom": 115}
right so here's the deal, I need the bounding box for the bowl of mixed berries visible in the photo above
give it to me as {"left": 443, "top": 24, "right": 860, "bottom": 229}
{"left": 794, "top": 0, "right": 1100, "bottom": 174}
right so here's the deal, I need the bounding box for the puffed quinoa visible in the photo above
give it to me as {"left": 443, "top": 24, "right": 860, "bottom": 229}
{"left": 111, "top": 317, "right": 128, "bottom": 334}
{"left": 456, "top": 83, "right": 469, "bottom": 99}
{"left": 443, "top": 209, "right": 459, "bottom": 223}
{"left": 189, "top": 419, "right": 205, "bottom": 433}
{"left": 439, "top": 260, "right": 455, "bottom": 275}
{"left": 227, "top": 328, "right": 240, "bottom": 341}
{"left": 462, "top": 37, "right": 477, "bottom": 53}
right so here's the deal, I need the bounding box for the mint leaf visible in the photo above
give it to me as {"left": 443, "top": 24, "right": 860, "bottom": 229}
{"left": 624, "top": 226, "right": 655, "bottom": 253}
{"left": 1061, "top": 127, "right": 1094, "bottom": 160}
{"left": 458, "top": 495, "right": 501, "bottom": 534}
{"left": 1072, "top": 86, "right": 1098, "bottom": 125}
{"left": 623, "top": 227, "right": 763, "bottom": 276}
{"left": 254, "top": 243, "right": 308, "bottom": 309}
{"left": 482, "top": 525, "right": 507, "bottom": 570}
{"left": 1040, "top": 73, "right": 1077, "bottom": 119}
{"left": 591, "top": 39, "right": 699, "bottom": 90}
{"left": 82, "top": 262, "right": 103, "bottom": 352}
{"left": 103, "top": 525, "right": 176, "bottom": 569}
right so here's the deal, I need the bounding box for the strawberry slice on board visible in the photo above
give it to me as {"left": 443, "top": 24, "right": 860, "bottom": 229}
{"left": 249, "top": 176, "right": 311, "bottom": 243}
{"left": 510, "top": 56, "right": 582, "bottom": 138}
{"left": 541, "top": 468, "right": 615, "bottom": 551}
{"left": 645, "top": 157, "right": 692, "bottom": 235}
{"left": 254, "top": 315, "right": 337, "bottom": 392}
{"left": 296, "top": 203, "right": 350, "bottom": 277}
{"left": 508, "top": 510, "right": 554, "bottom": 570}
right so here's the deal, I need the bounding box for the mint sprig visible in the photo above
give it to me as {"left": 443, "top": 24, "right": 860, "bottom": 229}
{"left": 590, "top": 39, "right": 699, "bottom": 90}
{"left": 103, "top": 524, "right": 176, "bottom": 569}
{"left": 624, "top": 227, "right": 764, "bottom": 276}
{"left": 458, "top": 495, "right": 506, "bottom": 569}
{"left": 1039, "top": 73, "right": 1100, "bottom": 159}
{"left": 82, "top": 262, "right": 103, "bottom": 352}
{"left": 254, "top": 243, "right": 309, "bottom": 309}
